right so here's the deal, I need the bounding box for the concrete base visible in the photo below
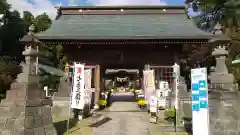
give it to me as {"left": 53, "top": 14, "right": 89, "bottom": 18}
{"left": 210, "top": 73, "right": 234, "bottom": 84}
{"left": 210, "top": 73, "right": 235, "bottom": 91}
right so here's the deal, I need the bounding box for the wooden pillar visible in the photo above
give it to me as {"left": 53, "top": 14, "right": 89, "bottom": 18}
{"left": 94, "top": 65, "right": 100, "bottom": 108}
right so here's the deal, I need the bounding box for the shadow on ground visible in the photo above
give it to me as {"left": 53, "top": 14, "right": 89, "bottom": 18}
{"left": 54, "top": 118, "right": 78, "bottom": 135}
{"left": 89, "top": 117, "right": 112, "bottom": 127}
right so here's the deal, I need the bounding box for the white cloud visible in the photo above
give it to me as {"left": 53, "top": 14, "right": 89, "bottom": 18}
{"left": 7, "top": 0, "right": 58, "bottom": 19}
{"left": 88, "top": 0, "right": 167, "bottom": 6}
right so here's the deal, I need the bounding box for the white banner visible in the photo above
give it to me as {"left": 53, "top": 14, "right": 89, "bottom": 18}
{"left": 143, "top": 70, "right": 155, "bottom": 102}
{"left": 84, "top": 69, "right": 92, "bottom": 104}
{"left": 71, "top": 63, "right": 85, "bottom": 109}
{"left": 84, "top": 69, "right": 92, "bottom": 89}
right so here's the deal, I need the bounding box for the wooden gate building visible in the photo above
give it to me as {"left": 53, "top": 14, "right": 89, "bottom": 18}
{"left": 35, "top": 6, "right": 221, "bottom": 106}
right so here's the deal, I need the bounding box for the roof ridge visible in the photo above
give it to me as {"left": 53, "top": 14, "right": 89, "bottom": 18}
{"left": 55, "top": 6, "right": 186, "bottom": 19}
{"left": 56, "top": 5, "right": 185, "bottom": 10}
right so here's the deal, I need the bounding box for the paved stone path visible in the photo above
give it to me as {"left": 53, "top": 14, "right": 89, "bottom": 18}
{"left": 92, "top": 92, "right": 152, "bottom": 135}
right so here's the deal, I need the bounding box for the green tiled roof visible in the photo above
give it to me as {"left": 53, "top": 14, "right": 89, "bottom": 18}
{"left": 37, "top": 14, "right": 214, "bottom": 40}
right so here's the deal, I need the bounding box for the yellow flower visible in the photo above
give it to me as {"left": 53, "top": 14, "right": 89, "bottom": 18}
{"left": 98, "top": 100, "right": 107, "bottom": 105}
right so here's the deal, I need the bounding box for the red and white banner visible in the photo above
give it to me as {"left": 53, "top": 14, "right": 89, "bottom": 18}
{"left": 71, "top": 63, "right": 85, "bottom": 109}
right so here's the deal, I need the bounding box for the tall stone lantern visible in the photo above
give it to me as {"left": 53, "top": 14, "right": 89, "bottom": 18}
{"left": 208, "top": 37, "right": 240, "bottom": 135}
{"left": 0, "top": 25, "right": 57, "bottom": 135}
{"left": 208, "top": 37, "right": 235, "bottom": 90}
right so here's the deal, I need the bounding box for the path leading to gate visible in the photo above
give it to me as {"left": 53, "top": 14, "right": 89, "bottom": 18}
{"left": 92, "top": 92, "right": 152, "bottom": 135}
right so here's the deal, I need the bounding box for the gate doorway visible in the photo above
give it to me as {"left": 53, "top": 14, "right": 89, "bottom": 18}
{"left": 104, "top": 69, "right": 140, "bottom": 92}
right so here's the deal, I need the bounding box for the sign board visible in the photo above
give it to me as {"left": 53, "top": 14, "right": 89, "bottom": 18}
{"left": 191, "top": 68, "right": 209, "bottom": 135}
{"left": 71, "top": 63, "right": 85, "bottom": 109}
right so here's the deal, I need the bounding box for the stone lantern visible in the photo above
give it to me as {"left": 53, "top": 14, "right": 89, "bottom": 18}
{"left": 208, "top": 37, "right": 234, "bottom": 89}
{"left": 0, "top": 25, "right": 57, "bottom": 135}
{"left": 207, "top": 37, "right": 240, "bottom": 135}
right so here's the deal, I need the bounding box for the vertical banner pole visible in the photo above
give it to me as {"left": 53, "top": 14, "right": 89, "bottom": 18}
{"left": 173, "top": 63, "right": 180, "bottom": 130}
{"left": 67, "top": 71, "right": 73, "bottom": 134}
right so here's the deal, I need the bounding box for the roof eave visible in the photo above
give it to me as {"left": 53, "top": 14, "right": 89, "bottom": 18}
{"left": 36, "top": 35, "right": 217, "bottom": 40}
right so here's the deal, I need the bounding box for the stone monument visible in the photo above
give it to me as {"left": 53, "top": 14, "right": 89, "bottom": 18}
{"left": 0, "top": 25, "right": 57, "bottom": 135}
{"left": 209, "top": 38, "right": 234, "bottom": 91}
{"left": 208, "top": 38, "right": 240, "bottom": 135}
{"left": 52, "top": 62, "right": 72, "bottom": 117}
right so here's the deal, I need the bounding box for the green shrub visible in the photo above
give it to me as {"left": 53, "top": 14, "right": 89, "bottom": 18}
{"left": 232, "top": 65, "right": 240, "bottom": 90}
{"left": 164, "top": 109, "right": 176, "bottom": 121}
{"left": 0, "top": 56, "right": 21, "bottom": 100}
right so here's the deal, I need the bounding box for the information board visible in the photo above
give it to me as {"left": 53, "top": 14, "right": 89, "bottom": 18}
{"left": 191, "top": 68, "right": 209, "bottom": 135}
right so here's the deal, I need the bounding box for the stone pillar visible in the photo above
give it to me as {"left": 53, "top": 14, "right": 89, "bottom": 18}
{"left": 209, "top": 89, "right": 240, "bottom": 135}
{"left": 94, "top": 65, "right": 100, "bottom": 109}
{"left": 0, "top": 26, "right": 57, "bottom": 135}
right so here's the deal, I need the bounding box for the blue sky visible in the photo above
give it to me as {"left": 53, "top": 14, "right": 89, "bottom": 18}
{"left": 8, "top": 0, "right": 186, "bottom": 19}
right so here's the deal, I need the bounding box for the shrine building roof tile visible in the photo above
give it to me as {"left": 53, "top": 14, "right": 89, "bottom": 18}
{"left": 36, "top": 6, "right": 219, "bottom": 40}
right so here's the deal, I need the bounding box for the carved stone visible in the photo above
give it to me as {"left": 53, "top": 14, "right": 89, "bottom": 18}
{"left": 210, "top": 45, "right": 234, "bottom": 90}
{"left": 0, "top": 33, "right": 57, "bottom": 135}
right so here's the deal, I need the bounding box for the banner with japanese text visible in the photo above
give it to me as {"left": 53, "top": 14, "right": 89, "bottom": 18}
{"left": 71, "top": 63, "right": 85, "bottom": 109}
